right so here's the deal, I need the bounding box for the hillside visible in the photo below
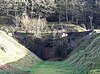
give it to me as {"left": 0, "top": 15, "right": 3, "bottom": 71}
{"left": 67, "top": 30, "right": 100, "bottom": 73}
{"left": 0, "top": 30, "right": 100, "bottom": 74}
{"left": 0, "top": 26, "right": 100, "bottom": 74}
{"left": 0, "top": 31, "right": 41, "bottom": 73}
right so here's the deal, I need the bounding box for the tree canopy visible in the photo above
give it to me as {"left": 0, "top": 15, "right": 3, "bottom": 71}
{"left": 0, "top": 0, "right": 100, "bottom": 28}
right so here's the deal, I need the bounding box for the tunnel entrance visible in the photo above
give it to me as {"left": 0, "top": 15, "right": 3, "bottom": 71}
{"left": 13, "top": 32, "right": 74, "bottom": 61}
{"left": 13, "top": 31, "right": 91, "bottom": 61}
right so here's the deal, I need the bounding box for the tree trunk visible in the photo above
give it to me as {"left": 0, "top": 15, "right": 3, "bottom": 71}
{"left": 6, "top": 9, "right": 9, "bottom": 16}
{"left": 76, "top": 18, "right": 78, "bottom": 25}
{"left": 65, "top": 0, "right": 68, "bottom": 22}
{"left": 66, "top": 12, "right": 68, "bottom": 22}
{"left": 71, "top": 16, "right": 74, "bottom": 21}
{"left": 30, "top": 0, "right": 34, "bottom": 18}
{"left": 89, "top": 16, "right": 93, "bottom": 30}
{"left": 14, "top": 9, "right": 18, "bottom": 27}
{"left": 75, "top": 14, "right": 79, "bottom": 25}
{"left": 59, "top": 13, "right": 61, "bottom": 23}
{"left": 98, "top": 25, "right": 99, "bottom": 29}
{"left": 59, "top": 6, "right": 61, "bottom": 23}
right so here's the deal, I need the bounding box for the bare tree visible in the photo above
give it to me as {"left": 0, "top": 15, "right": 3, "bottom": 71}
{"left": 65, "top": 0, "right": 68, "bottom": 22}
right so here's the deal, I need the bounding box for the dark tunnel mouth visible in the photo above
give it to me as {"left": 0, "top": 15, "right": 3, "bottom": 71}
{"left": 13, "top": 32, "right": 73, "bottom": 61}
{"left": 14, "top": 31, "right": 91, "bottom": 61}
{"left": 25, "top": 38, "right": 72, "bottom": 61}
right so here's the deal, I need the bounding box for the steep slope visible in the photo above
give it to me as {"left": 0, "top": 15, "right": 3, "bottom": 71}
{"left": 0, "top": 31, "right": 41, "bottom": 71}
{"left": 67, "top": 31, "right": 100, "bottom": 73}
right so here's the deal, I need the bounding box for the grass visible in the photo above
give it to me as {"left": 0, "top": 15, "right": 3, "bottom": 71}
{"left": 0, "top": 70, "right": 30, "bottom": 74}
{"left": 28, "top": 61, "right": 85, "bottom": 74}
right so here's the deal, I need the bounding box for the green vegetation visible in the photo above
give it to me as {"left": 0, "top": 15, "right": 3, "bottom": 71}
{"left": 0, "top": 0, "right": 100, "bottom": 74}
{"left": 0, "top": 28, "right": 100, "bottom": 74}
{"left": 88, "top": 69, "right": 100, "bottom": 74}
{"left": 28, "top": 61, "right": 85, "bottom": 74}
{"left": 20, "top": 31, "right": 100, "bottom": 74}
{"left": 0, "top": 19, "right": 99, "bottom": 74}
